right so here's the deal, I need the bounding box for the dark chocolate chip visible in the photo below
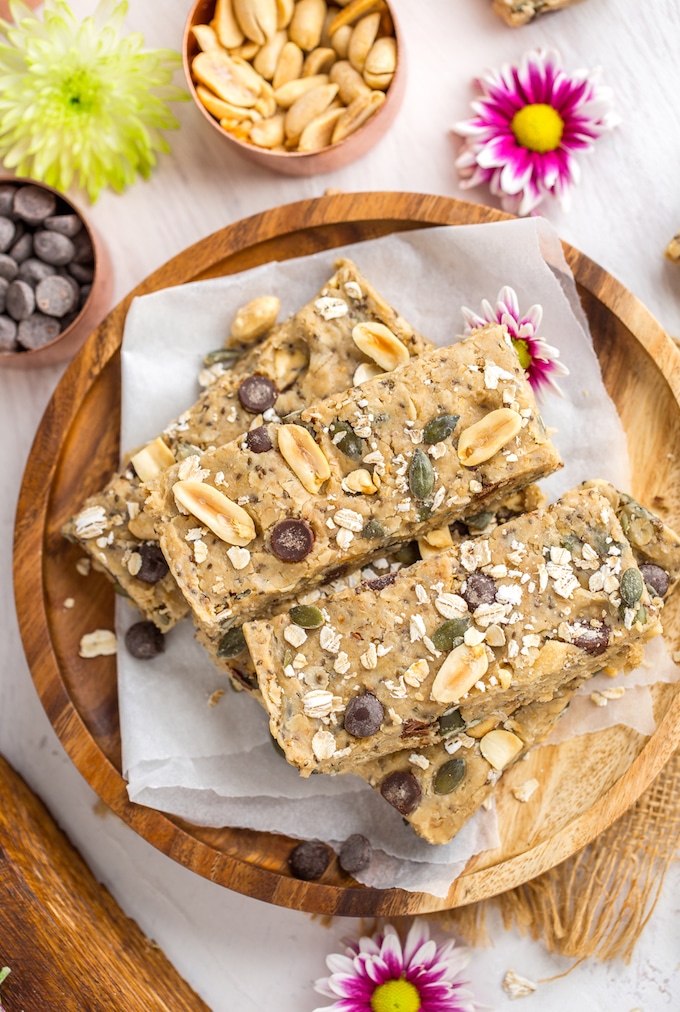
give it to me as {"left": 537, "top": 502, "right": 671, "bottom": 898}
{"left": 33, "top": 230, "right": 75, "bottom": 266}
{"left": 13, "top": 184, "right": 57, "bottom": 225}
{"left": 35, "top": 274, "right": 77, "bottom": 317}
{"left": 0, "top": 254, "right": 18, "bottom": 282}
{"left": 6, "top": 280, "right": 35, "bottom": 321}
{"left": 338, "top": 834, "right": 372, "bottom": 874}
{"left": 238, "top": 374, "right": 277, "bottom": 413}
{"left": 67, "top": 261, "right": 94, "bottom": 283}
{"left": 0, "top": 216, "right": 16, "bottom": 253}
{"left": 344, "top": 692, "right": 384, "bottom": 738}
{"left": 462, "top": 572, "right": 496, "bottom": 610}
{"left": 137, "top": 541, "right": 169, "bottom": 583}
{"left": 0, "top": 184, "right": 16, "bottom": 216}
{"left": 364, "top": 571, "right": 398, "bottom": 591}
{"left": 270, "top": 518, "right": 314, "bottom": 562}
{"left": 71, "top": 229, "right": 94, "bottom": 264}
{"left": 18, "top": 257, "right": 56, "bottom": 286}
{"left": 288, "top": 840, "right": 331, "bottom": 881}
{"left": 45, "top": 213, "right": 83, "bottom": 238}
{"left": 245, "top": 425, "right": 272, "bottom": 453}
{"left": 0, "top": 277, "right": 7, "bottom": 314}
{"left": 0, "top": 314, "right": 18, "bottom": 351}
{"left": 125, "top": 621, "right": 165, "bottom": 660}
{"left": 639, "top": 563, "right": 670, "bottom": 598}
{"left": 79, "top": 284, "right": 92, "bottom": 308}
{"left": 8, "top": 232, "right": 33, "bottom": 264}
{"left": 380, "top": 770, "right": 422, "bottom": 815}
{"left": 17, "top": 313, "right": 60, "bottom": 349}
{"left": 570, "top": 622, "right": 610, "bottom": 655}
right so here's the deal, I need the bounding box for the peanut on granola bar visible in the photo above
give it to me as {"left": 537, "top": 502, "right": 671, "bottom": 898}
{"left": 492, "top": 0, "right": 585, "bottom": 27}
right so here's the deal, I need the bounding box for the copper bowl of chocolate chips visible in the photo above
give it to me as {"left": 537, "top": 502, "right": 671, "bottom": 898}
{"left": 0, "top": 177, "right": 112, "bottom": 369}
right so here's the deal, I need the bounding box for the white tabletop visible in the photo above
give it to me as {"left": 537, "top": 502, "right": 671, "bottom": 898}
{"left": 2, "top": 1, "right": 679, "bottom": 1009}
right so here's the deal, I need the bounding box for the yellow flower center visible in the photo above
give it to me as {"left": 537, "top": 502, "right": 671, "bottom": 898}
{"left": 370, "top": 978, "right": 422, "bottom": 1012}
{"left": 513, "top": 337, "right": 532, "bottom": 370}
{"left": 511, "top": 103, "right": 564, "bottom": 152}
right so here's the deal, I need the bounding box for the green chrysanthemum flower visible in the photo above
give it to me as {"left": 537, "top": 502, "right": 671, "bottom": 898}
{"left": 0, "top": 0, "right": 188, "bottom": 201}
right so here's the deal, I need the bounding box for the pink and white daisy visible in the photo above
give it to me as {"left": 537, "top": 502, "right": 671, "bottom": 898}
{"left": 462, "top": 285, "right": 568, "bottom": 398}
{"left": 313, "top": 920, "right": 477, "bottom": 1012}
{"left": 453, "top": 48, "right": 619, "bottom": 215}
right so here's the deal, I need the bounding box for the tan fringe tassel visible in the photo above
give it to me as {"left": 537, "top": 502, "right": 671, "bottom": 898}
{"left": 433, "top": 749, "right": 680, "bottom": 963}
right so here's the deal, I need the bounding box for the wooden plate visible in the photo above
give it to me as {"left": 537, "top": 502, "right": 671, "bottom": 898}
{"left": 14, "top": 193, "right": 680, "bottom": 916}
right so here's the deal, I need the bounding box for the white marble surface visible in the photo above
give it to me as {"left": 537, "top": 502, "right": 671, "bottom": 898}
{"left": 1, "top": 0, "right": 679, "bottom": 1009}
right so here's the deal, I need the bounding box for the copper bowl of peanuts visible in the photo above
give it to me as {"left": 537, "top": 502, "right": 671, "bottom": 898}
{"left": 183, "top": 0, "right": 405, "bottom": 175}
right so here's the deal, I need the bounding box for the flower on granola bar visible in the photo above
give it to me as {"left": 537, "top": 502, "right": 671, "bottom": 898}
{"left": 462, "top": 285, "right": 568, "bottom": 398}
{"left": 313, "top": 920, "right": 477, "bottom": 1012}
{"left": 453, "top": 48, "right": 619, "bottom": 215}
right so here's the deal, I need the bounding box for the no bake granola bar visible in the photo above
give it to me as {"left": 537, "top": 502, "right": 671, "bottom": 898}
{"left": 492, "top": 0, "right": 585, "bottom": 27}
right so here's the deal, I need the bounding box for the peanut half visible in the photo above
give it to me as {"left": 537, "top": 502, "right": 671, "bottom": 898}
{"left": 173, "top": 480, "right": 256, "bottom": 546}
{"left": 479, "top": 728, "right": 523, "bottom": 770}
{"left": 213, "top": 0, "right": 244, "bottom": 49}
{"left": 430, "top": 642, "right": 489, "bottom": 704}
{"left": 233, "top": 0, "right": 278, "bottom": 45}
{"left": 130, "top": 437, "right": 175, "bottom": 483}
{"left": 351, "top": 320, "right": 409, "bottom": 371}
{"left": 193, "top": 50, "right": 260, "bottom": 107}
{"left": 457, "top": 408, "right": 523, "bottom": 468}
{"left": 278, "top": 424, "right": 331, "bottom": 493}
{"left": 289, "top": 0, "right": 327, "bottom": 51}
{"left": 363, "top": 35, "right": 396, "bottom": 89}
{"left": 331, "top": 88, "right": 385, "bottom": 142}
{"left": 230, "top": 295, "right": 280, "bottom": 342}
{"left": 347, "top": 11, "right": 380, "bottom": 73}
{"left": 298, "top": 105, "right": 345, "bottom": 151}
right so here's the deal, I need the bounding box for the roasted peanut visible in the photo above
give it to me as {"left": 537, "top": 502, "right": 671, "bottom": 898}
{"left": 347, "top": 12, "right": 380, "bottom": 73}
{"left": 351, "top": 320, "right": 408, "bottom": 371}
{"left": 275, "top": 0, "right": 295, "bottom": 29}
{"left": 130, "top": 437, "right": 175, "bottom": 483}
{"left": 321, "top": 5, "right": 341, "bottom": 47}
{"left": 341, "top": 468, "right": 379, "bottom": 494}
{"left": 328, "top": 0, "right": 385, "bottom": 34}
{"left": 430, "top": 643, "right": 489, "bottom": 704}
{"left": 173, "top": 481, "right": 256, "bottom": 546}
{"left": 230, "top": 295, "right": 280, "bottom": 342}
{"left": 298, "top": 105, "right": 345, "bottom": 151}
{"left": 249, "top": 111, "right": 286, "bottom": 147}
{"left": 255, "top": 79, "right": 277, "bottom": 117}
{"left": 233, "top": 0, "right": 277, "bottom": 45}
{"left": 363, "top": 35, "right": 396, "bottom": 89}
{"left": 278, "top": 424, "right": 331, "bottom": 493}
{"left": 332, "top": 88, "right": 384, "bottom": 141}
{"left": 330, "top": 24, "right": 352, "bottom": 58}
{"left": 457, "top": 408, "right": 523, "bottom": 467}
{"left": 213, "top": 0, "right": 244, "bottom": 49}
{"left": 303, "top": 46, "right": 337, "bottom": 77}
{"left": 228, "top": 40, "right": 261, "bottom": 60}
{"left": 329, "top": 60, "right": 370, "bottom": 104}
{"left": 352, "top": 361, "right": 383, "bottom": 385}
{"left": 191, "top": 24, "right": 221, "bottom": 52}
{"left": 273, "top": 40, "right": 304, "bottom": 89}
{"left": 196, "top": 85, "right": 261, "bottom": 121}
{"left": 274, "top": 73, "right": 329, "bottom": 108}
{"left": 253, "top": 28, "right": 287, "bottom": 79}
{"left": 193, "top": 50, "right": 260, "bottom": 107}
{"left": 479, "top": 729, "right": 523, "bottom": 770}
{"left": 285, "top": 83, "right": 339, "bottom": 141}
{"left": 289, "top": 0, "right": 327, "bottom": 51}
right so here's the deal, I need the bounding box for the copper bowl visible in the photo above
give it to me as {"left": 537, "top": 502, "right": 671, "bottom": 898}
{"left": 183, "top": 0, "right": 406, "bottom": 176}
{"left": 0, "top": 177, "right": 113, "bottom": 370}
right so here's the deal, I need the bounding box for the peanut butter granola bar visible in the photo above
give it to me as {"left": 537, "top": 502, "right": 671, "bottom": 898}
{"left": 62, "top": 258, "right": 432, "bottom": 628}
{"left": 147, "top": 325, "right": 561, "bottom": 640}
{"left": 492, "top": 0, "right": 585, "bottom": 27}
{"left": 245, "top": 483, "right": 671, "bottom": 777}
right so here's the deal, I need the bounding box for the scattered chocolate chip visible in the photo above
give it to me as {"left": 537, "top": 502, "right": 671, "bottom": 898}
{"left": 0, "top": 277, "right": 7, "bottom": 314}
{"left": 71, "top": 229, "right": 94, "bottom": 264}
{"left": 67, "top": 261, "right": 94, "bottom": 283}
{"left": 33, "top": 230, "right": 75, "bottom": 267}
{"left": 18, "top": 257, "right": 56, "bottom": 287}
{"left": 639, "top": 563, "right": 670, "bottom": 598}
{"left": 36, "top": 274, "right": 78, "bottom": 318}
{"left": 0, "top": 216, "right": 16, "bottom": 253}
{"left": 125, "top": 621, "right": 165, "bottom": 660}
{"left": 45, "top": 213, "right": 83, "bottom": 238}
{"left": 6, "top": 280, "right": 36, "bottom": 321}
{"left": 400, "top": 718, "right": 429, "bottom": 739}
{"left": 13, "top": 184, "right": 57, "bottom": 225}
{"left": 137, "top": 541, "right": 170, "bottom": 583}
{"left": 288, "top": 840, "right": 331, "bottom": 881}
{"left": 364, "top": 571, "right": 398, "bottom": 591}
{"left": 338, "top": 834, "right": 372, "bottom": 874}
{"left": 79, "top": 284, "right": 92, "bottom": 307}
{"left": 245, "top": 425, "right": 272, "bottom": 453}
{"left": 462, "top": 572, "right": 496, "bottom": 610}
{"left": 0, "top": 184, "right": 15, "bottom": 216}
{"left": 571, "top": 621, "right": 610, "bottom": 655}
{"left": 9, "top": 232, "right": 33, "bottom": 264}
{"left": 0, "top": 315, "right": 18, "bottom": 351}
{"left": 344, "top": 692, "right": 384, "bottom": 738}
{"left": 0, "top": 254, "right": 18, "bottom": 282}
{"left": 17, "top": 313, "right": 60, "bottom": 349}
{"left": 380, "top": 770, "right": 422, "bottom": 815}
{"left": 238, "top": 374, "right": 277, "bottom": 413}
{"left": 270, "top": 518, "right": 314, "bottom": 561}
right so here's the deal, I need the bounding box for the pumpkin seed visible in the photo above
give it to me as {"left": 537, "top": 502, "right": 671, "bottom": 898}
{"left": 423, "top": 413, "right": 459, "bottom": 445}
{"left": 283, "top": 648, "right": 293, "bottom": 667}
{"left": 408, "top": 448, "right": 434, "bottom": 501}
{"left": 438, "top": 706, "right": 465, "bottom": 737}
{"left": 203, "top": 348, "right": 243, "bottom": 366}
{"left": 620, "top": 567, "right": 644, "bottom": 607}
{"left": 362, "top": 518, "right": 385, "bottom": 539}
{"left": 465, "top": 511, "right": 494, "bottom": 531}
{"left": 217, "top": 625, "right": 247, "bottom": 657}
{"left": 394, "top": 541, "right": 420, "bottom": 566}
{"left": 289, "top": 604, "right": 325, "bottom": 628}
{"left": 329, "top": 418, "right": 365, "bottom": 460}
{"left": 432, "top": 618, "right": 470, "bottom": 652}
{"left": 418, "top": 504, "right": 433, "bottom": 522}
{"left": 433, "top": 757, "right": 466, "bottom": 795}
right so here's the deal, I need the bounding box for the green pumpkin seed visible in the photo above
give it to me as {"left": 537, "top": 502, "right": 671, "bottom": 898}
{"left": 289, "top": 604, "right": 325, "bottom": 629}
{"left": 175, "top": 442, "right": 202, "bottom": 460}
{"left": 217, "top": 625, "right": 247, "bottom": 658}
{"left": 362, "top": 519, "right": 386, "bottom": 539}
{"left": 432, "top": 618, "right": 470, "bottom": 652}
{"left": 423, "top": 413, "right": 459, "bottom": 445}
{"left": 113, "top": 583, "right": 130, "bottom": 598}
{"left": 433, "top": 757, "right": 466, "bottom": 794}
{"left": 620, "top": 568, "right": 644, "bottom": 607}
{"left": 203, "top": 348, "right": 242, "bottom": 367}
{"left": 636, "top": 605, "right": 648, "bottom": 625}
{"left": 418, "top": 504, "right": 433, "bottom": 522}
{"left": 409, "top": 448, "right": 434, "bottom": 500}
{"left": 465, "top": 511, "right": 494, "bottom": 531}
{"left": 283, "top": 649, "right": 293, "bottom": 668}
{"left": 394, "top": 541, "right": 420, "bottom": 566}
{"left": 329, "top": 419, "right": 364, "bottom": 460}
{"left": 438, "top": 707, "right": 466, "bottom": 737}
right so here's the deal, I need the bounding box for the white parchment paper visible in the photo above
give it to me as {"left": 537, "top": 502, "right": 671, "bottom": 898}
{"left": 117, "top": 219, "right": 679, "bottom": 896}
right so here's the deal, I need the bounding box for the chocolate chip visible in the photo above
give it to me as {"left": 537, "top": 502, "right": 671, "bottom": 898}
{"left": 0, "top": 216, "right": 16, "bottom": 253}
{"left": 71, "top": 229, "right": 94, "bottom": 264}
{"left": 238, "top": 374, "right": 277, "bottom": 413}
{"left": 344, "top": 692, "right": 384, "bottom": 738}
{"left": 0, "top": 254, "right": 18, "bottom": 282}
{"left": 36, "top": 274, "right": 78, "bottom": 317}
{"left": 270, "top": 518, "right": 314, "bottom": 561}
{"left": 245, "top": 425, "right": 272, "bottom": 453}
{"left": 0, "top": 277, "right": 7, "bottom": 314}
{"left": 45, "top": 214, "right": 83, "bottom": 238}
{"left": 288, "top": 840, "right": 331, "bottom": 881}
{"left": 125, "top": 621, "right": 165, "bottom": 660}
{"left": 338, "top": 834, "right": 372, "bottom": 874}
{"left": 639, "top": 563, "right": 669, "bottom": 598}
{"left": 6, "top": 280, "right": 35, "bottom": 321}
{"left": 364, "top": 571, "right": 398, "bottom": 591}
{"left": 67, "top": 261, "right": 94, "bottom": 283}
{"left": 0, "top": 315, "right": 18, "bottom": 352}
{"left": 17, "top": 313, "right": 60, "bottom": 349}
{"left": 380, "top": 770, "right": 422, "bottom": 815}
{"left": 570, "top": 622, "right": 610, "bottom": 655}
{"left": 18, "top": 257, "right": 56, "bottom": 287}
{"left": 137, "top": 541, "right": 169, "bottom": 583}
{"left": 13, "top": 184, "right": 57, "bottom": 225}
{"left": 0, "top": 184, "right": 15, "bottom": 216}
{"left": 9, "top": 232, "right": 33, "bottom": 264}
{"left": 33, "top": 230, "right": 75, "bottom": 267}
{"left": 462, "top": 572, "right": 496, "bottom": 610}
{"left": 79, "top": 284, "right": 92, "bottom": 308}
